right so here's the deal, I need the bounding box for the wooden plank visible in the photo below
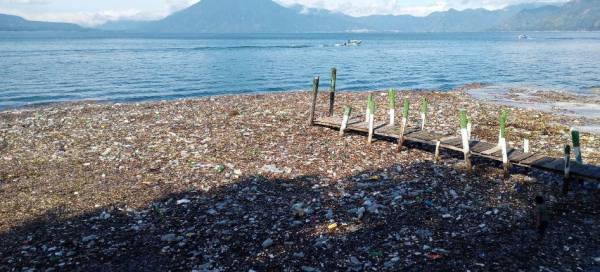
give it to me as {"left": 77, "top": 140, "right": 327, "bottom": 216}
{"left": 347, "top": 121, "right": 387, "bottom": 132}
{"left": 437, "top": 135, "right": 457, "bottom": 141}
{"left": 406, "top": 131, "right": 437, "bottom": 142}
{"left": 506, "top": 149, "right": 524, "bottom": 161}
{"left": 490, "top": 147, "right": 516, "bottom": 158}
{"left": 441, "top": 137, "right": 462, "bottom": 147}
{"left": 312, "top": 121, "right": 600, "bottom": 180}
{"left": 542, "top": 158, "right": 567, "bottom": 172}
{"left": 417, "top": 132, "right": 439, "bottom": 141}
{"left": 471, "top": 141, "right": 496, "bottom": 153}
{"left": 428, "top": 132, "right": 446, "bottom": 140}
{"left": 571, "top": 163, "right": 600, "bottom": 179}
{"left": 519, "top": 154, "right": 546, "bottom": 165}
{"left": 347, "top": 116, "right": 363, "bottom": 125}
{"left": 530, "top": 156, "right": 558, "bottom": 168}
{"left": 510, "top": 152, "right": 536, "bottom": 163}
{"left": 374, "top": 123, "right": 387, "bottom": 131}
{"left": 481, "top": 146, "right": 501, "bottom": 155}
{"left": 403, "top": 128, "right": 420, "bottom": 135}
{"left": 385, "top": 127, "right": 419, "bottom": 137}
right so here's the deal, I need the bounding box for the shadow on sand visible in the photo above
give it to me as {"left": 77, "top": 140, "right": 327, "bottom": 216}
{"left": 1, "top": 158, "right": 599, "bottom": 271}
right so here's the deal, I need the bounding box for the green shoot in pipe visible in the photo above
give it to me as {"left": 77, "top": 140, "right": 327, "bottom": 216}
{"left": 402, "top": 98, "right": 409, "bottom": 119}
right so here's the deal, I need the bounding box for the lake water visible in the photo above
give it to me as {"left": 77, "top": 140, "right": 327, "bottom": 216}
{"left": 1, "top": 32, "right": 600, "bottom": 109}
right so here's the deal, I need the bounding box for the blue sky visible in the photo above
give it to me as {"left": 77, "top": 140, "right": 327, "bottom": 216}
{"left": 0, "top": 0, "right": 564, "bottom": 26}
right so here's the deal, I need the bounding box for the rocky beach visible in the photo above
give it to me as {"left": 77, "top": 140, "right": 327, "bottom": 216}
{"left": 1, "top": 88, "right": 599, "bottom": 271}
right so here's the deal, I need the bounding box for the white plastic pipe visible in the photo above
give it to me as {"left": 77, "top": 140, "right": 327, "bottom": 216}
{"left": 368, "top": 114, "right": 375, "bottom": 143}
{"left": 500, "top": 137, "right": 508, "bottom": 164}
{"left": 339, "top": 114, "right": 349, "bottom": 136}
{"left": 461, "top": 128, "right": 470, "bottom": 154}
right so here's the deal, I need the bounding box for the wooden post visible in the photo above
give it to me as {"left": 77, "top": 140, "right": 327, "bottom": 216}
{"left": 434, "top": 140, "right": 441, "bottom": 163}
{"left": 308, "top": 77, "right": 320, "bottom": 126}
{"left": 562, "top": 145, "right": 571, "bottom": 195}
{"left": 420, "top": 97, "right": 428, "bottom": 130}
{"left": 572, "top": 129, "right": 582, "bottom": 164}
{"left": 499, "top": 109, "right": 510, "bottom": 177}
{"left": 368, "top": 97, "right": 375, "bottom": 144}
{"left": 460, "top": 109, "right": 472, "bottom": 172}
{"left": 388, "top": 89, "right": 396, "bottom": 126}
{"left": 396, "top": 98, "right": 409, "bottom": 152}
{"left": 524, "top": 138, "right": 530, "bottom": 153}
{"left": 339, "top": 106, "right": 352, "bottom": 136}
{"left": 328, "top": 68, "right": 337, "bottom": 117}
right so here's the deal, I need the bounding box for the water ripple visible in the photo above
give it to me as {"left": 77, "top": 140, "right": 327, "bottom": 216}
{"left": 1, "top": 32, "right": 600, "bottom": 109}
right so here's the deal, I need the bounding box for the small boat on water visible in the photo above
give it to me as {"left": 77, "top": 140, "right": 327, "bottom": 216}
{"left": 335, "top": 40, "right": 362, "bottom": 47}
{"left": 518, "top": 34, "right": 530, "bottom": 40}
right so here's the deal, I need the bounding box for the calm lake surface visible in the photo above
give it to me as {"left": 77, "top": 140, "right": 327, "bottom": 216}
{"left": 1, "top": 32, "right": 599, "bottom": 109}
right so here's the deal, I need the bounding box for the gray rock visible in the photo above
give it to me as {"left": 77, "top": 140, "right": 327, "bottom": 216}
{"left": 98, "top": 211, "right": 111, "bottom": 220}
{"left": 416, "top": 229, "right": 433, "bottom": 239}
{"left": 176, "top": 198, "right": 190, "bottom": 205}
{"left": 326, "top": 209, "right": 334, "bottom": 220}
{"left": 262, "top": 238, "right": 273, "bottom": 248}
{"left": 81, "top": 235, "right": 98, "bottom": 243}
{"left": 356, "top": 207, "right": 366, "bottom": 219}
{"left": 350, "top": 256, "right": 362, "bottom": 265}
{"left": 261, "top": 165, "right": 283, "bottom": 174}
{"left": 449, "top": 189, "right": 459, "bottom": 199}
{"left": 161, "top": 233, "right": 178, "bottom": 242}
{"left": 292, "top": 203, "right": 305, "bottom": 217}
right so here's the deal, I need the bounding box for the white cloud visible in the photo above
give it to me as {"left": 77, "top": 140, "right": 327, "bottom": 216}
{"left": 0, "top": 0, "right": 49, "bottom": 4}
{"left": 0, "top": 7, "right": 167, "bottom": 27}
{"left": 33, "top": 10, "right": 166, "bottom": 27}
{"left": 275, "top": 0, "right": 565, "bottom": 17}
{"left": 164, "top": 0, "right": 198, "bottom": 12}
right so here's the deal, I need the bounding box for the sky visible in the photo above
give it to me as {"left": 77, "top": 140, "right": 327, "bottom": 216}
{"left": 0, "top": 0, "right": 564, "bottom": 27}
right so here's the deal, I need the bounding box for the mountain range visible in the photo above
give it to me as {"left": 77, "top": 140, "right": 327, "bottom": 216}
{"left": 100, "top": 0, "right": 600, "bottom": 32}
{"left": 2, "top": 0, "right": 599, "bottom": 33}
{"left": 0, "top": 13, "right": 82, "bottom": 31}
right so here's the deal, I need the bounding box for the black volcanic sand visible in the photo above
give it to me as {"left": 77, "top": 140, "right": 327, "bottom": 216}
{"left": 1, "top": 88, "right": 599, "bottom": 271}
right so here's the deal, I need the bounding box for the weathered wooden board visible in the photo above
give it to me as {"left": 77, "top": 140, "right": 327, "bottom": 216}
{"left": 314, "top": 116, "right": 600, "bottom": 180}
{"left": 442, "top": 137, "right": 462, "bottom": 147}
{"left": 471, "top": 141, "right": 496, "bottom": 153}
{"left": 509, "top": 152, "right": 536, "bottom": 163}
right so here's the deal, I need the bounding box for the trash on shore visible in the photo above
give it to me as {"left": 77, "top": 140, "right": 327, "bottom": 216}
{"left": 1, "top": 88, "right": 599, "bottom": 271}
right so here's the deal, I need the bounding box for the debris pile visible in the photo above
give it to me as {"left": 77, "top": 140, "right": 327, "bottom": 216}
{"left": 1, "top": 89, "right": 599, "bottom": 271}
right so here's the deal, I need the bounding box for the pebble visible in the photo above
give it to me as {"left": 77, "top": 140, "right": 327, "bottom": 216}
{"left": 262, "top": 238, "right": 273, "bottom": 248}
{"left": 261, "top": 165, "right": 283, "bottom": 174}
{"left": 161, "top": 233, "right": 178, "bottom": 242}
{"left": 81, "top": 235, "right": 98, "bottom": 243}
{"left": 356, "top": 207, "right": 366, "bottom": 219}
{"left": 98, "top": 212, "right": 111, "bottom": 220}
{"left": 176, "top": 199, "right": 191, "bottom": 205}
{"left": 326, "top": 209, "right": 334, "bottom": 220}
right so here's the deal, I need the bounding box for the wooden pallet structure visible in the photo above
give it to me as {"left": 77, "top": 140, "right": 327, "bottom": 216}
{"left": 307, "top": 73, "right": 600, "bottom": 184}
